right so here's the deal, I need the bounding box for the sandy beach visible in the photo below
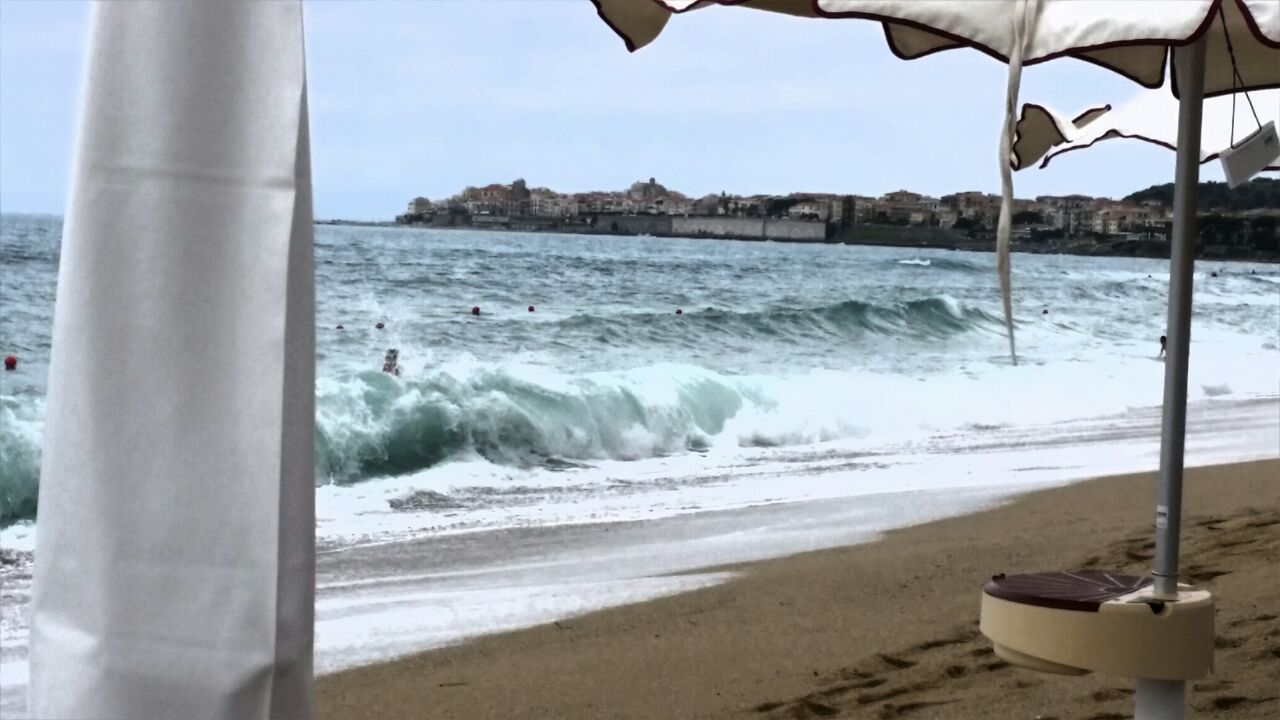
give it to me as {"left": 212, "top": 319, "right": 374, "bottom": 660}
{"left": 317, "top": 459, "right": 1279, "bottom": 719}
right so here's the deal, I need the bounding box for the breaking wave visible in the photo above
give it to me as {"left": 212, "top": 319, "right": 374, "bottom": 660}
{"left": 555, "top": 296, "right": 1005, "bottom": 344}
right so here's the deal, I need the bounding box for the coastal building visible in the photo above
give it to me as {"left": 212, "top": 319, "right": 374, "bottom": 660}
{"left": 466, "top": 183, "right": 511, "bottom": 204}
{"left": 510, "top": 178, "right": 530, "bottom": 202}
{"left": 849, "top": 195, "right": 877, "bottom": 224}
{"left": 400, "top": 179, "right": 1248, "bottom": 253}
{"left": 693, "top": 194, "right": 723, "bottom": 216}
{"left": 788, "top": 199, "right": 830, "bottom": 222}
{"left": 662, "top": 197, "right": 694, "bottom": 216}
{"left": 1034, "top": 194, "right": 1100, "bottom": 236}
{"left": 530, "top": 189, "right": 575, "bottom": 217}
{"left": 829, "top": 196, "right": 855, "bottom": 227}
{"left": 875, "top": 190, "right": 925, "bottom": 224}
{"left": 627, "top": 177, "right": 669, "bottom": 202}
{"left": 942, "top": 191, "right": 1003, "bottom": 224}
{"left": 882, "top": 189, "right": 923, "bottom": 205}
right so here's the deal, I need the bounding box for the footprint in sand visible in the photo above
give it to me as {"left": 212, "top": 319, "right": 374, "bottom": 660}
{"left": 751, "top": 626, "right": 998, "bottom": 719}
{"left": 1214, "top": 634, "right": 1245, "bottom": 649}
{"left": 875, "top": 653, "right": 917, "bottom": 670}
{"left": 876, "top": 700, "right": 952, "bottom": 719}
{"left": 1090, "top": 687, "right": 1135, "bottom": 702}
{"left": 1192, "top": 679, "right": 1233, "bottom": 692}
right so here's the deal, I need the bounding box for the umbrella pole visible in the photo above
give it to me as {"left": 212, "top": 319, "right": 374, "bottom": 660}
{"left": 1135, "top": 32, "right": 1207, "bottom": 720}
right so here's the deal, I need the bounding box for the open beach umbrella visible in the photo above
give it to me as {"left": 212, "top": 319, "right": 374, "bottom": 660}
{"left": 592, "top": 1, "right": 1279, "bottom": 718}
{"left": 28, "top": 2, "right": 314, "bottom": 718}
{"left": 1013, "top": 83, "right": 1280, "bottom": 171}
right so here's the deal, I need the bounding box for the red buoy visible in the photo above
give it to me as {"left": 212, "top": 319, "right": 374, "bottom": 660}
{"left": 528, "top": 305, "right": 535, "bottom": 313}
{"left": 675, "top": 308, "right": 683, "bottom": 316}
{"left": 471, "top": 306, "right": 481, "bottom": 316}
{"left": 3, "top": 355, "right": 16, "bottom": 371}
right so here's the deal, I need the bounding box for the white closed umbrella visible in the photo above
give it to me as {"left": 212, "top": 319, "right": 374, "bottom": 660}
{"left": 28, "top": 2, "right": 315, "bottom": 718}
{"left": 592, "top": 2, "right": 1279, "bottom": 718}
{"left": 1013, "top": 84, "right": 1280, "bottom": 171}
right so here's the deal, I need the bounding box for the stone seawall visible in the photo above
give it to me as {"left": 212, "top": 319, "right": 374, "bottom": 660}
{"left": 670, "top": 217, "right": 827, "bottom": 241}
{"left": 600, "top": 215, "right": 674, "bottom": 235}
{"left": 400, "top": 212, "right": 827, "bottom": 242}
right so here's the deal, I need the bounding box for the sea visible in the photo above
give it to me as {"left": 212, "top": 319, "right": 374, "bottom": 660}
{"left": 1, "top": 213, "right": 1277, "bottom": 712}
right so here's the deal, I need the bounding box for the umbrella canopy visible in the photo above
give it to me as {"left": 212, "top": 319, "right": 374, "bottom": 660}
{"left": 1013, "top": 85, "right": 1280, "bottom": 170}
{"left": 595, "top": 0, "right": 1280, "bottom": 97}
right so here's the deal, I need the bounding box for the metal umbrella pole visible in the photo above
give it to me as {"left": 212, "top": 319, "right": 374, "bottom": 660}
{"left": 1135, "top": 32, "right": 1207, "bottom": 720}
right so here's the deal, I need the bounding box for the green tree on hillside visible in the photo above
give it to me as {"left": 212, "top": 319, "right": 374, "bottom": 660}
{"left": 1124, "top": 177, "right": 1280, "bottom": 211}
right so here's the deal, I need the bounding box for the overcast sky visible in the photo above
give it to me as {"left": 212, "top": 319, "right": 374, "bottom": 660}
{"left": 0, "top": 0, "right": 1242, "bottom": 220}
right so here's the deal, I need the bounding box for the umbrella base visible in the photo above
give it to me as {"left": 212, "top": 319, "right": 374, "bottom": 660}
{"left": 979, "top": 571, "right": 1214, "bottom": 680}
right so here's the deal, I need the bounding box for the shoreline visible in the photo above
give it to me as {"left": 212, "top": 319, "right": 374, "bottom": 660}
{"left": 316, "top": 458, "right": 1280, "bottom": 719}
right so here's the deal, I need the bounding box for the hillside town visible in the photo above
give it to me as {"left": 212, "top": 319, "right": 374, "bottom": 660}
{"left": 396, "top": 177, "right": 1280, "bottom": 260}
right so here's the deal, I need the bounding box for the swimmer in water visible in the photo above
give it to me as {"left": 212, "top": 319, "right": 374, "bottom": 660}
{"left": 1159, "top": 335, "right": 1167, "bottom": 358}
{"left": 382, "top": 348, "right": 401, "bottom": 376}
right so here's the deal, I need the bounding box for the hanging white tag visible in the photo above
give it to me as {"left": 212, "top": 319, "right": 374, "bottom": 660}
{"left": 1220, "top": 121, "right": 1279, "bottom": 188}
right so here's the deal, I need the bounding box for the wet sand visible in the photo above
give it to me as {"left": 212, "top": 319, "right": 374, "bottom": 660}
{"left": 317, "top": 459, "right": 1279, "bottom": 719}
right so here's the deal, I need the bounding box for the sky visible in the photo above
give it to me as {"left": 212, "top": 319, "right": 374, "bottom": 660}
{"left": 0, "top": 0, "right": 1243, "bottom": 221}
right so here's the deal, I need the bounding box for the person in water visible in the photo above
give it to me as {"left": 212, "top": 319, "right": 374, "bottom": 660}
{"left": 382, "top": 348, "right": 401, "bottom": 376}
{"left": 1159, "top": 335, "right": 1167, "bottom": 358}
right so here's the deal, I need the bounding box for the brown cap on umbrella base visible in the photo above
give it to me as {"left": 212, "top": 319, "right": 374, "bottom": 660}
{"left": 979, "top": 571, "right": 1214, "bottom": 681}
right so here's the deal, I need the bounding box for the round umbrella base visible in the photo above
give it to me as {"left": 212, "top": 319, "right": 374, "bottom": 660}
{"left": 979, "top": 571, "right": 1214, "bottom": 680}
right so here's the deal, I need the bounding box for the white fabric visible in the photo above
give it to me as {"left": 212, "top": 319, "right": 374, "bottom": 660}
{"left": 1013, "top": 84, "right": 1280, "bottom": 170}
{"left": 595, "top": 1, "right": 1280, "bottom": 96}
{"left": 28, "top": 2, "right": 315, "bottom": 718}
{"left": 995, "top": 0, "right": 1040, "bottom": 366}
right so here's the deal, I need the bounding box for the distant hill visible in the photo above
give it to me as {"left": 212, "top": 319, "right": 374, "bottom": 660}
{"left": 1124, "top": 177, "right": 1280, "bottom": 211}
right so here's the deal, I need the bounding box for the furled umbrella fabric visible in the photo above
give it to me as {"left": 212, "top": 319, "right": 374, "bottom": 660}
{"left": 27, "top": 2, "right": 315, "bottom": 718}
{"left": 1013, "top": 85, "right": 1280, "bottom": 170}
{"left": 596, "top": 0, "right": 1280, "bottom": 96}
